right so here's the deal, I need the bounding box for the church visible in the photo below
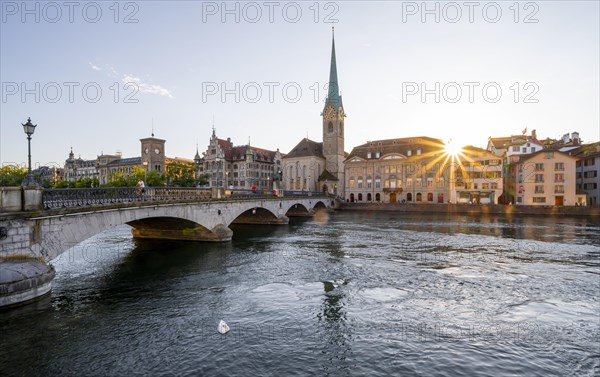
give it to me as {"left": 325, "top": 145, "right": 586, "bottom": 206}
{"left": 282, "top": 28, "right": 346, "bottom": 196}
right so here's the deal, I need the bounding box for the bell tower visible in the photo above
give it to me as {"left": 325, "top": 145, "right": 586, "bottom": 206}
{"left": 322, "top": 27, "right": 345, "bottom": 193}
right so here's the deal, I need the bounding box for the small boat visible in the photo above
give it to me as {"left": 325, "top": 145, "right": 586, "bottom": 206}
{"left": 217, "top": 320, "right": 230, "bottom": 334}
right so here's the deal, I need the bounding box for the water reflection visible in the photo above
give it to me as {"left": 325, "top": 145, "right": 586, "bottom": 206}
{"left": 1, "top": 212, "right": 598, "bottom": 377}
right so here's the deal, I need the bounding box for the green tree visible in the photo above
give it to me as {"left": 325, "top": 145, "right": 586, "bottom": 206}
{"left": 105, "top": 171, "right": 128, "bottom": 187}
{"left": 0, "top": 165, "right": 27, "bottom": 187}
{"left": 53, "top": 180, "right": 74, "bottom": 188}
{"left": 165, "top": 161, "right": 197, "bottom": 187}
{"left": 197, "top": 173, "right": 210, "bottom": 187}
{"left": 74, "top": 177, "right": 99, "bottom": 188}
{"left": 146, "top": 170, "right": 165, "bottom": 187}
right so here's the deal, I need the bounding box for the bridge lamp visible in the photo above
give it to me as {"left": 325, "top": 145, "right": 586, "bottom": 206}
{"left": 142, "top": 160, "right": 148, "bottom": 182}
{"left": 21, "top": 117, "right": 38, "bottom": 187}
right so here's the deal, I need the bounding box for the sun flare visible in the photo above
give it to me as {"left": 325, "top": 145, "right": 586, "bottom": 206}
{"left": 444, "top": 139, "right": 462, "bottom": 157}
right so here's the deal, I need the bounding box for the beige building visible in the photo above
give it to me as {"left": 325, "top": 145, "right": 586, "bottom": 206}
{"left": 454, "top": 146, "right": 503, "bottom": 204}
{"left": 344, "top": 137, "right": 447, "bottom": 203}
{"left": 344, "top": 139, "right": 504, "bottom": 204}
{"left": 510, "top": 150, "right": 584, "bottom": 206}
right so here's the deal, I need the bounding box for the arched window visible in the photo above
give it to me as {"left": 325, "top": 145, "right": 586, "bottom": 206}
{"left": 358, "top": 193, "right": 363, "bottom": 201}
{"left": 375, "top": 193, "right": 381, "bottom": 202}
{"left": 328, "top": 122, "right": 334, "bottom": 133}
{"left": 407, "top": 193, "right": 412, "bottom": 201}
{"left": 438, "top": 193, "right": 444, "bottom": 203}
{"left": 367, "top": 193, "right": 372, "bottom": 201}
{"left": 350, "top": 193, "right": 355, "bottom": 202}
{"left": 416, "top": 193, "right": 422, "bottom": 202}
{"left": 427, "top": 193, "right": 433, "bottom": 202}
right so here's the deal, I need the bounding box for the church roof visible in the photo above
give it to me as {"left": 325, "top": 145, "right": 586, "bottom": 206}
{"left": 283, "top": 138, "right": 324, "bottom": 159}
{"left": 318, "top": 169, "right": 338, "bottom": 181}
{"left": 324, "top": 27, "right": 343, "bottom": 111}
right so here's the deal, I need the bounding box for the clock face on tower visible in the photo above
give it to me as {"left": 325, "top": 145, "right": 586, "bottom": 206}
{"left": 144, "top": 148, "right": 149, "bottom": 154}
{"left": 154, "top": 148, "right": 160, "bottom": 155}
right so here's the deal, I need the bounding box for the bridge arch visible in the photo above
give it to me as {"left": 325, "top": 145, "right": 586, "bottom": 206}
{"left": 17, "top": 197, "right": 333, "bottom": 262}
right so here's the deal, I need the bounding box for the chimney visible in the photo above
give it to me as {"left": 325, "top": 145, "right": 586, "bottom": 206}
{"left": 531, "top": 129, "right": 537, "bottom": 139}
{"left": 572, "top": 132, "right": 580, "bottom": 145}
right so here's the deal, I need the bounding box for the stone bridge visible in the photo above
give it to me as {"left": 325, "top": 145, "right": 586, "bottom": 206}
{"left": 0, "top": 187, "right": 339, "bottom": 307}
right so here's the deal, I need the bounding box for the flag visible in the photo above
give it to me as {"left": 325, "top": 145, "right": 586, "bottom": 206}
{"left": 522, "top": 127, "right": 527, "bottom": 135}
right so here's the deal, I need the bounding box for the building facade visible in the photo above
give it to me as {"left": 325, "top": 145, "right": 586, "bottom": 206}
{"left": 344, "top": 137, "right": 445, "bottom": 203}
{"left": 97, "top": 136, "right": 166, "bottom": 185}
{"left": 283, "top": 28, "right": 346, "bottom": 196}
{"left": 454, "top": 146, "right": 503, "bottom": 204}
{"left": 508, "top": 150, "right": 583, "bottom": 206}
{"left": 63, "top": 148, "right": 99, "bottom": 182}
{"left": 572, "top": 142, "right": 600, "bottom": 206}
{"left": 196, "top": 128, "right": 282, "bottom": 190}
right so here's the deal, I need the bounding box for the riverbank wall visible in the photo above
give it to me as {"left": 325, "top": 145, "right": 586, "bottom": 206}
{"left": 339, "top": 203, "right": 600, "bottom": 217}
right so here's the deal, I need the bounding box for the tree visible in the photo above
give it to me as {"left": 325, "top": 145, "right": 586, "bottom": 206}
{"left": 146, "top": 170, "right": 164, "bottom": 187}
{"left": 165, "top": 161, "right": 197, "bottom": 187}
{"left": 0, "top": 165, "right": 27, "bottom": 186}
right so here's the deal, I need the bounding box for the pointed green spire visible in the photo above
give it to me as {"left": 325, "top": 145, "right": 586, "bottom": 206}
{"left": 325, "top": 27, "right": 342, "bottom": 111}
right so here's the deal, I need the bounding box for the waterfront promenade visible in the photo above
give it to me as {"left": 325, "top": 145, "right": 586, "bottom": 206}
{"left": 340, "top": 202, "right": 600, "bottom": 217}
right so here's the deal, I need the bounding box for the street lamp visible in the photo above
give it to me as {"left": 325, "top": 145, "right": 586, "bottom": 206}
{"left": 21, "top": 117, "right": 38, "bottom": 187}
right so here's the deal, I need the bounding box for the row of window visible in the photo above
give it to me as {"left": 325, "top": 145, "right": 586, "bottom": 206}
{"left": 534, "top": 185, "right": 565, "bottom": 194}
{"left": 512, "top": 146, "right": 538, "bottom": 153}
{"left": 519, "top": 173, "right": 566, "bottom": 183}
{"left": 348, "top": 192, "right": 445, "bottom": 203}
{"left": 577, "top": 183, "right": 599, "bottom": 190}
{"left": 533, "top": 162, "right": 565, "bottom": 171}
{"left": 576, "top": 170, "right": 598, "bottom": 179}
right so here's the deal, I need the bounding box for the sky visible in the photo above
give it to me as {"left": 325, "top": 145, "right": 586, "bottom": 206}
{"left": 1, "top": 0, "right": 599, "bottom": 168}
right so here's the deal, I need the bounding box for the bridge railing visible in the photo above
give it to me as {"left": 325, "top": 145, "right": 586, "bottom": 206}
{"left": 41, "top": 187, "right": 328, "bottom": 210}
{"left": 42, "top": 187, "right": 211, "bottom": 209}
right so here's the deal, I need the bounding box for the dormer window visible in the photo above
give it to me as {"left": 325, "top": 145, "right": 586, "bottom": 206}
{"left": 367, "top": 152, "right": 371, "bottom": 159}
{"left": 407, "top": 150, "right": 412, "bottom": 156}
{"left": 375, "top": 152, "right": 380, "bottom": 158}
{"left": 416, "top": 149, "right": 421, "bottom": 156}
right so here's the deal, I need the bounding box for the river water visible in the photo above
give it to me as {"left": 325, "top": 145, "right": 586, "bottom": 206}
{"left": 1, "top": 211, "right": 599, "bottom": 376}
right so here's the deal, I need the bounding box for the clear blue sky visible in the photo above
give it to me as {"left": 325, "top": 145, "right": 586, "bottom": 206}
{"left": 1, "top": 1, "right": 598, "bottom": 168}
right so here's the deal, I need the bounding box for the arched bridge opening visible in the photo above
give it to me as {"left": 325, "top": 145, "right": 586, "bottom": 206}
{"left": 286, "top": 203, "right": 312, "bottom": 217}
{"left": 231, "top": 207, "right": 288, "bottom": 225}
{"left": 127, "top": 217, "right": 232, "bottom": 243}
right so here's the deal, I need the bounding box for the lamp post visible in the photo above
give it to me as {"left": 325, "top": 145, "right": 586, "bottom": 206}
{"left": 142, "top": 160, "right": 148, "bottom": 182}
{"left": 21, "top": 117, "right": 38, "bottom": 187}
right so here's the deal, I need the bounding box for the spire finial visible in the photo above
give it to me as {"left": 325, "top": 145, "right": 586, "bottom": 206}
{"left": 151, "top": 117, "right": 154, "bottom": 137}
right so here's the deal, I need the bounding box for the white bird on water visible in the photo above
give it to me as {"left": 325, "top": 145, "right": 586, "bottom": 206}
{"left": 217, "top": 320, "right": 230, "bottom": 334}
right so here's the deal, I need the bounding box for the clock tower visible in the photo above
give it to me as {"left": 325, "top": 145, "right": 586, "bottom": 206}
{"left": 321, "top": 27, "right": 345, "bottom": 194}
{"left": 140, "top": 134, "right": 166, "bottom": 173}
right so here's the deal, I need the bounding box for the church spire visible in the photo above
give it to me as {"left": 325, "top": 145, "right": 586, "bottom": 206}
{"left": 325, "top": 26, "right": 342, "bottom": 111}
